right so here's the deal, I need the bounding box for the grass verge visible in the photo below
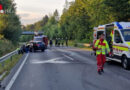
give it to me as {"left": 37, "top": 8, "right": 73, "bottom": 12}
{"left": 68, "top": 40, "right": 92, "bottom": 51}
{"left": 0, "top": 39, "right": 18, "bottom": 57}
{"left": 0, "top": 54, "right": 23, "bottom": 81}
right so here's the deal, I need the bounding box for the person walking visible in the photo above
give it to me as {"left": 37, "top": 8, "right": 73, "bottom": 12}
{"left": 94, "top": 34, "right": 111, "bottom": 75}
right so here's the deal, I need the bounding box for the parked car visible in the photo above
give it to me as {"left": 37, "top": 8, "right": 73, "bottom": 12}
{"left": 29, "top": 41, "right": 45, "bottom": 52}
{"left": 33, "top": 35, "right": 48, "bottom": 49}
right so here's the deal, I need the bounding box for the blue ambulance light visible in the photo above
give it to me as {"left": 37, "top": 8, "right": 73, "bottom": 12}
{"left": 116, "top": 22, "right": 123, "bottom": 29}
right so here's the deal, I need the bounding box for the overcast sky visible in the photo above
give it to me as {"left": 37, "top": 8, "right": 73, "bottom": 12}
{"left": 15, "top": 0, "right": 74, "bottom": 25}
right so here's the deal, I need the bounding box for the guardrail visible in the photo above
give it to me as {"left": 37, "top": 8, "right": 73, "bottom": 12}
{"left": 0, "top": 50, "right": 18, "bottom": 88}
{"left": 0, "top": 50, "right": 18, "bottom": 63}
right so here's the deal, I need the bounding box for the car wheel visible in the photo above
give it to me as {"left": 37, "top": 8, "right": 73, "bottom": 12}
{"left": 122, "top": 56, "right": 130, "bottom": 70}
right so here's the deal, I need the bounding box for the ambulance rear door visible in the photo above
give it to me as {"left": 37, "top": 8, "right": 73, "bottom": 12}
{"left": 105, "top": 24, "right": 114, "bottom": 54}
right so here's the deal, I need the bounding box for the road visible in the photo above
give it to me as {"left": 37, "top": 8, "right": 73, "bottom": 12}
{"left": 8, "top": 47, "right": 130, "bottom": 90}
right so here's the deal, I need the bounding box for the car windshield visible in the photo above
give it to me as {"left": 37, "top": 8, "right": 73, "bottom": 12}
{"left": 121, "top": 29, "right": 130, "bottom": 41}
{"left": 34, "top": 38, "right": 43, "bottom": 42}
{"left": 37, "top": 42, "right": 43, "bottom": 44}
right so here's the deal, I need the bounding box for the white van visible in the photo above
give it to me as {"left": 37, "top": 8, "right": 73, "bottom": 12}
{"left": 93, "top": 22, "right": 130, "bottom": 69}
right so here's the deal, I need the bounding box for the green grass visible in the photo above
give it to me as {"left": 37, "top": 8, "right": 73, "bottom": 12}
{"left": 68, "top": 40, "right": 75, "bottom": 47}
{"left": 0, "top": 54, "right": 23, "bottom": 81}
{"left": 68, "top": 40, "right": 92, "bottom": 51}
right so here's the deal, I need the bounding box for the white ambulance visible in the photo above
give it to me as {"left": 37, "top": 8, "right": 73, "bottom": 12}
{"left": 93, "top": 22, "right": 130, "bottom": 69}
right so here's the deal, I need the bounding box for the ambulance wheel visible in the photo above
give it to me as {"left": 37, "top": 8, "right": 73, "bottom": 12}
{"left": 122, "top": 56, "right": 130, "bottom": 70}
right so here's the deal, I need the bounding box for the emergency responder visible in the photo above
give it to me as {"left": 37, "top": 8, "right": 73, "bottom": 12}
{"left": 49, "top": 39, "right": 53, "bottom": 47}
{"left": 25, "top": 43, "right": 29, "bottom": 53}
{"left": 58, "top": 38, "right": 61, "bottom": 47}
{"left": 110, "top": 30, "right": 114, "bottom": 42}
{"left": 55, "top": 38, "right": 58, "bottom": 47}
{"left": 65, "top": 37, "right": 68, "bottom": 47}
{"left": 17, "top": 47, "right": 21, "bottom": 54}
{"left": 26, "top": 43, "right": 30, "bottom": 53}
{"left": 61, "top": 38, "right": 64, "bottom": 47}
{"left": 110, "top": 30, "right": 114, "bottom": 56}
{"left": 94, "top": 34, "right": 111, "bottom": 75}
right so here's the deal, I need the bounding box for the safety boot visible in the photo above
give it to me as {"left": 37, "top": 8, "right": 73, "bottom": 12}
{"left": 98, "top": 70, "right": 102, "bottom": 75}
{"left": 101, "top": 69, "right": 104, "bottom": 73}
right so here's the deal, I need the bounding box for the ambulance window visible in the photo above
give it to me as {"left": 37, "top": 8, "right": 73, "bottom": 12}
{"left": 121, "top": 29, "right": 130, "bottom": 41}
{"left": 114, "top": 30, "right": 123, "bottom": 43}
{"left": 97, "top": 31, "right": 104, "bottom": 39}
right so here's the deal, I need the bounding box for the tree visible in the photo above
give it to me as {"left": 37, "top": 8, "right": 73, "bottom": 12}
{"left": 25, "top": 15, "right": 49, "bottom": 31}
{"left": 0, "top": 0, "right": 21, "bottom": 43}
{"left": 53, "top": 9, "right": 59, "bottom": 21}
{"left": 24, "top": 0, "right": 130, "bottom": 43}
{"left": 104, "top": 0, "right": 130, "bottom": 21}
{"left": 60, "top": 0, "right": 91, "bottom": 41}
{"left": 43, "top": 16, "right": 59, "bottom": 39}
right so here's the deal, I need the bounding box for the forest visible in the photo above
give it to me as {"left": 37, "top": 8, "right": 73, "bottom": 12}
{"left": 0, "top": 0, "right": 21, "bottom": 56}
{"left": 25, "top": 0, "right": 130, "bottom": 43}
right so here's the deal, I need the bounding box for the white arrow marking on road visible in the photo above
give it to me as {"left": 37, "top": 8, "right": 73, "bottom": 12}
{"left": 63, "top": 54, "right": 74, "bottom": 61}
{"left": 31, "top": 57, "right": 70, "bottom": 64}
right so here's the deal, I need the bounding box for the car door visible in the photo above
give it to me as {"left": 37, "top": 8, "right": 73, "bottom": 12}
{"left": 113, "top": 30, "right": 123, "bottom": 57}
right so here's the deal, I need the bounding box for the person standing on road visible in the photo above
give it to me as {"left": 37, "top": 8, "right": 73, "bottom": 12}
{"left": 55, "top": 38, "right": 58, "bottom": 47}
{"left": 49, "top": 39, "right": 53, "bottom": 47}
{"left": 58, "top": 38, "right": 61, "bottom": 47}
{"left": 65, "top": 37, "right": 68, "bottom": 47}
{"left": 25, "top": 44, "right": 30, "bottom": 53}
{"left": 61, "top": 38, "right": 64, "bottom": 47}
{"left": 94, "top": 34, "right": 111, "bottom": 75}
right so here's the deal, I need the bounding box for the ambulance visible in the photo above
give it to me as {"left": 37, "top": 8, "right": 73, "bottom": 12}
{"left": 93, "top": 22, "right": 130, "bottom": 69}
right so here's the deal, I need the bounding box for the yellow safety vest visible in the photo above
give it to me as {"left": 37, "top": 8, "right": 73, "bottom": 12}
{"left": 110, "top": 30, "right": 114, "bottom": 42}
{"left": 95, "top": 39, "right": 110, "bottom": 55}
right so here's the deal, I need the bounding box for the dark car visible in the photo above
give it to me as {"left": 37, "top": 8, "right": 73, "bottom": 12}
{"left": 30, "top": 41, "right": 45, "bottom": 52}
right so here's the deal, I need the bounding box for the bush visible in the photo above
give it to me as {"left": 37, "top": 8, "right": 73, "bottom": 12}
{"left": 0, "top": 39, "right": 15, "bottom": 57}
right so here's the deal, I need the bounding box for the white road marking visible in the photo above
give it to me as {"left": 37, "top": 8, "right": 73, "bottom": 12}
{"left": 63, "top": 54, "right": 74, "bottom": 61}
{"left": 57, "top": 48, "right": 95, "bottom": 64}
{"left": 32, "top": 57, "right": 62, "bottom": 64}
{"left": 31, "top": 57, "right": 70, "bottom": 64}
{"left": 5, "top": 53, "right": 29, "bottom": 90}
{"left": 56, "top": 49, "right": 76, "bottom": 56}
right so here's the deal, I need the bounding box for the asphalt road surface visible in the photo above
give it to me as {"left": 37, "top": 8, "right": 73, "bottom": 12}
{"left": 9, "top": 47, "right": 130, "bottom": 90}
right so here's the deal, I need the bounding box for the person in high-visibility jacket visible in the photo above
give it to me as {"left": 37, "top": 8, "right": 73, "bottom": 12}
{"left": 95, "top": 34, "right": 111, "bottom": 74}
{"left": 110, "top": 30, "right": 114, "bottom": 55}
{"left": 110, "top": 30, "right": 114, "bottom": 42}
